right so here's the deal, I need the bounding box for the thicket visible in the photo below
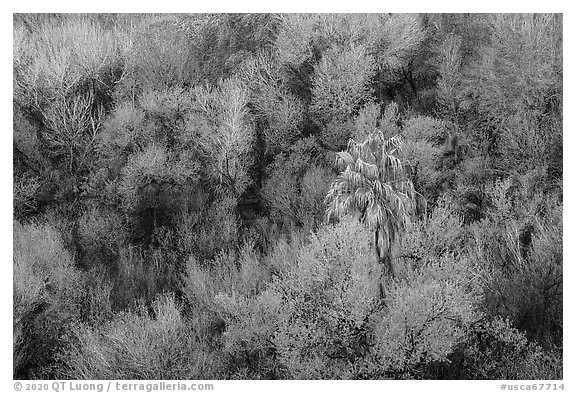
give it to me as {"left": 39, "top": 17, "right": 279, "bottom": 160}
{"left": 13, "top": 13, "right": 562, "bottom": 380}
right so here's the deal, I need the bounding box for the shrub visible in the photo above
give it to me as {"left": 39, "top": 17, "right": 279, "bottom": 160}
{"left": 319, "top": 117, "right": 355, "bottom": 151}
{"left": 192, "top": 77, "right": 255, "bottom": 198}
{"left": 76, "top": 204, "right": 126, "bottom": 269}
{"left": 183, "top": 242, "right": 276, "bottom": 378}
{"left": 190, "top": 196, "right": 241, "bottom": 260}
{"left": 300, "top": 165, "right": 333, "bottom": 229}
{"left": 370, "top": 14, "right": 428, "bottom": 86}
{"left": 398, "top": 197, "right": 467, "bottom": 268}
{"left": 14, "top": 16, "right": 121, "bottom": 175}
{"left": 14, "top": 16, "right": 120, "bottom": 109}
{"left": 13, "top": 174, "right": 41, "bottom": 219}
{"left": 184, "top": 241, "right": 270, "bottom": 311}
{"left": 115, "top": 15, "right": 193, "bottom": 97}
{"left": 469, "top": 178, "right": 562, "bottom": 346}
{"left": 434, "top": 34, "right": 465, "bottom": 123}
{"left": 269, "top": 219, "right": 379, "bottom": 379}
{"left": 13, "top": 221, "right": 84, "bottom": 378}
{"left": 61, "top": 294, "right": 221, "bottom": 379}
{"left": 111, "top": 245, "right": 180, "bottom": 311}
{"left": 241, "top": 54, "right": 304, "bottom": 155}
{"left": 353, "top": 102, "right": 381, "bottom": 141}
{"left": 263, "top": 235, "right": 302, "bottom": 276}
{"left": 402, "top": 115, "right": 448, "bottom": 145}
{"left": 99, "top": 88, "right": 202, "bottom": 240}
{"left": 453, "top": 317, "right": 562, "bottom": 379}
{"left": 371, "top": 259, "right": 481, "bottom": 378}
{"left": 13, "top": 106, "right": 44, "bottom": 174}
{"left": 274, "top": 14, "right": 322, "bottom": 68}
{"left": 310, "top": 45, "right": 376, "bottom": 124}
{"left": 261, "top": 137, "right": 329, "bottom": 229}
{"left": 461, "top": 14, "right": 562, "bottom": 173}
{"left": 379, "top": 101, "right": 401, "bottom": 138}
{"left": 116, "top": 144, "right": 169, "bottom": 211}
{"left": 400, "top": 140, "right": 443, "bottom": 202}
{"left": 214, "top": 290, "right": 283, "bottom": 378}
{"left": 79, "top": 266, "right": 114, "bottom": 325}
{"left": 99, "top": 100, "right": 148, "bottom": 151}
{"left": 203, "top": 219, "right": 379, "bottom": 379}
{"left": 260, "top": 164, "right": 299, "bottom": 227}
{"left": 139, "top": 86, "right": 194, "bottom": 131}
{"left": 12, "top": 12, "right": 563, "bottom": 381}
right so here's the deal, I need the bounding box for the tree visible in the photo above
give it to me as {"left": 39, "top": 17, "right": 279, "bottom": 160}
{"left": 325, "top": 131, "right": 419, "bottom": 292}
{"left": 460, "top": 14, "right": 562, "bottom": 176}
{"left": 193, "top": 77, "right": 255, "bottom": 199}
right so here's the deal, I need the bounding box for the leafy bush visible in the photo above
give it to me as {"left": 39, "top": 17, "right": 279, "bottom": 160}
{"left": 99, "top": 100, "right": 148, "bottom": 151}
{"left": 461, "top": 14, "right": 562, "bottom": 174}
{"left": 192, "top": 77, "right": 255, "bottom": 198}
{"left": 352, "top": 102, "right": 381, "bottom": 141}
{"left": 434, "top": 34, "right": 465, "bottom": 123}
{"left": 260, "top": 219, "right": 378, "bottom": 379}
{"left": 115, "top": 15, "right": 193, "bottom": 97}
{"left": 76, "top": 204, "right": 126, "bottom": 269}
{"left": 185, "top": 196, "right": 241, "bottom": 260}
{"left": 400, "top": 140, "right": 442, "bottom": 202}
{"left": 111, "top": 245, "right": 180, "bottom": 311}
{"left": 241, "top": 54, "right": 304, "bottom": 155}
{"left": 214, "top": 290, "right": 283, "bottom": 378}
{"left": 61, "top": 294, "right": 222, "bottom": 379}
{"left": 12, "top": 13, "right": 563, "bottom": 381}
{"left": 14, "top": 16, "right": 120, "bottom": 109}
{"left": 13, "top": 221, "right": 84, "bottom": 378}
{"left": 402, "top": 115, "right": 448, "bottom": 145}
{"left": 371, "top": 260, "right": 481, "bottom": 378}
{"left": 184, "top": 241, "right": 269, "bottom": 310}
{"left": 13, "top": 174, "right": 41, "bottom": 218}
{"left": 398, "top": 197, "right": 467, "bottom": 267}
{"left": 311, "top": 45, "right": 375, "bottom": 125}
{"left": 300, "top": 165, "right": 334, "bottom": 227}
{"left": 14, "top": 16, "right": 121, "bottom": 176}
{"left": 469, "top": 178, "right": 562, "bottom": 345}
{"left": 261, "top": 137, "right": 329, "bottom": 230}
{"left": 452, "top": 317, "right": 562, "bottom": 379}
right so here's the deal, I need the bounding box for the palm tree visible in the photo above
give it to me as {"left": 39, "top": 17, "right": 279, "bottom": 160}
{"left": 325, "top": 130, "right": 419, "bottom": 293}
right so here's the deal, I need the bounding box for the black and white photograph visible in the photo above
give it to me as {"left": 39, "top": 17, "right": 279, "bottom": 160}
{"left": 11, "top": 10, "right": 565, "bottom": 385}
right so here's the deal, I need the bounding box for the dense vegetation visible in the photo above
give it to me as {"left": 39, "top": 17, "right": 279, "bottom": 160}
{"left": 13, "top": 13, "right": 562, "bottom": 380}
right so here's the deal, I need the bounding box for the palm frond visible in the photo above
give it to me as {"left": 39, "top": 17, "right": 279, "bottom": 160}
{"left": 336, "top": 151, "right": 354, "bottom": 168}
{"left": 325, "top": 130, "right": 418, "bottom": 238}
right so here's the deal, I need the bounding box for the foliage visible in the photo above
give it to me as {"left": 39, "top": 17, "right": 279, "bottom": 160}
{"left": 14, "top": 15, "right": 121, "bottom": 175}
{"left": 192, "top": 78, "right": 255, "bottom": 197}
{"left": 76, "top": 204, "right": 126, "bottom": 269}
{"left": 241, "top": 53, "right": 304, "bottom": 155}
{"left": 61, "top": 295, "right": 222, "bottom": 379}
{"left": 13, "top": 221, "right": 84, "bottom": 378}
{"left": 371, "top": 258, "right": 481, "bottom": 378}
{"left": 468, "top": 175, "right": 562, "bottom": 345}
{"left": 13, "top": 13, "right": 563, "bottom": 380}
{"left": 261, "top": 137, "right": 330, "bottom": 230}
{"left": 326, "top": 131, "right": 418, "bottom": 278}
{"left": 398, "top": 197, "right": 467, "bottom": 269}
{"left": 452, "top": 317, "right": 562, "bottom": 379}
{"left": 117, "top": 15, "right": 193, "bottom": 95}
{"left": 311, "top": 45, "right": 376, "bottom": 124}
{"left": 268, "top": 219, "right": 379, "bottom": 379}
{"left": 462, "top": 14, "right": 562, "bottom": 176}
{"left": 214, "top": 219, "right": 378, "bottom": 379}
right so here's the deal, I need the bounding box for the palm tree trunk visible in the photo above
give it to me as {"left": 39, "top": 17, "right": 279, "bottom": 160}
{"left": 374, "top": 228, "right": 384, "bottom": 298}
{"left": 382, "top": 251, "right": 394, "bottom": 276}
{"left": 375, "top": 227, "right": 395, "bottom": 276}
{"left": 374, "top": 227, "right": 395, "bottom": 299}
